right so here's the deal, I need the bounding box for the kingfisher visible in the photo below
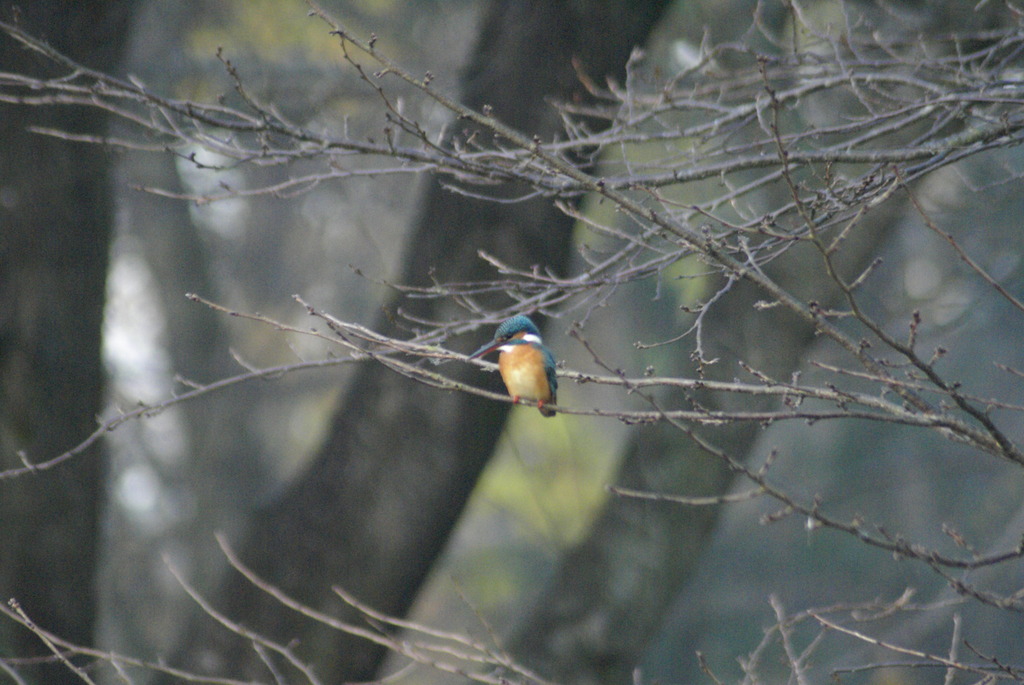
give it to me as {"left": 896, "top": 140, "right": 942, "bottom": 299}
{"left": 468, "top": 315, "right": 558, "bottom": 417}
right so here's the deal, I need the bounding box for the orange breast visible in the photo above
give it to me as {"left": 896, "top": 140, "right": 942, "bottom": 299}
{"left": 498, "top": 344, "right": 552, "bottom": 403}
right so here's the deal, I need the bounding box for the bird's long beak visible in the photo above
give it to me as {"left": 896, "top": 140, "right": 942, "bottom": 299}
{"left": 468, "top": 340, "right": 501, "bottom": 360}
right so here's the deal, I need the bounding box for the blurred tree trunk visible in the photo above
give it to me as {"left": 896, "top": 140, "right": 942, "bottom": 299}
{"left": 163, "top": 1, "right": 671, "bottom": 682}
{"left": 0, "top": 2, "right": 133, "bottom": 682}
{"left": 97, "top": 0, "right": 271, "bottom": 659}
{"left": 507, "top": 213, "right": 903, "bottom": 684}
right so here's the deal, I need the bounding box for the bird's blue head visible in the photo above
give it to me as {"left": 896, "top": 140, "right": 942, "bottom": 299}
{"left": 468, "top": 315, "right": 542, "bottom": 359}
{"left": 493, "top": 315, "right": 540, "bottom": 341}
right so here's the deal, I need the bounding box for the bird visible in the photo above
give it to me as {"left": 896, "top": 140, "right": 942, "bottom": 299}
{"left": 468, "top": 315, "right": 558, "bottom": 417}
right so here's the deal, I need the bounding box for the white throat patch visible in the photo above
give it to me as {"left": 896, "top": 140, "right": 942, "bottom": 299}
{"left": 499, "top": 332, "right": 542, "bottom": 353}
